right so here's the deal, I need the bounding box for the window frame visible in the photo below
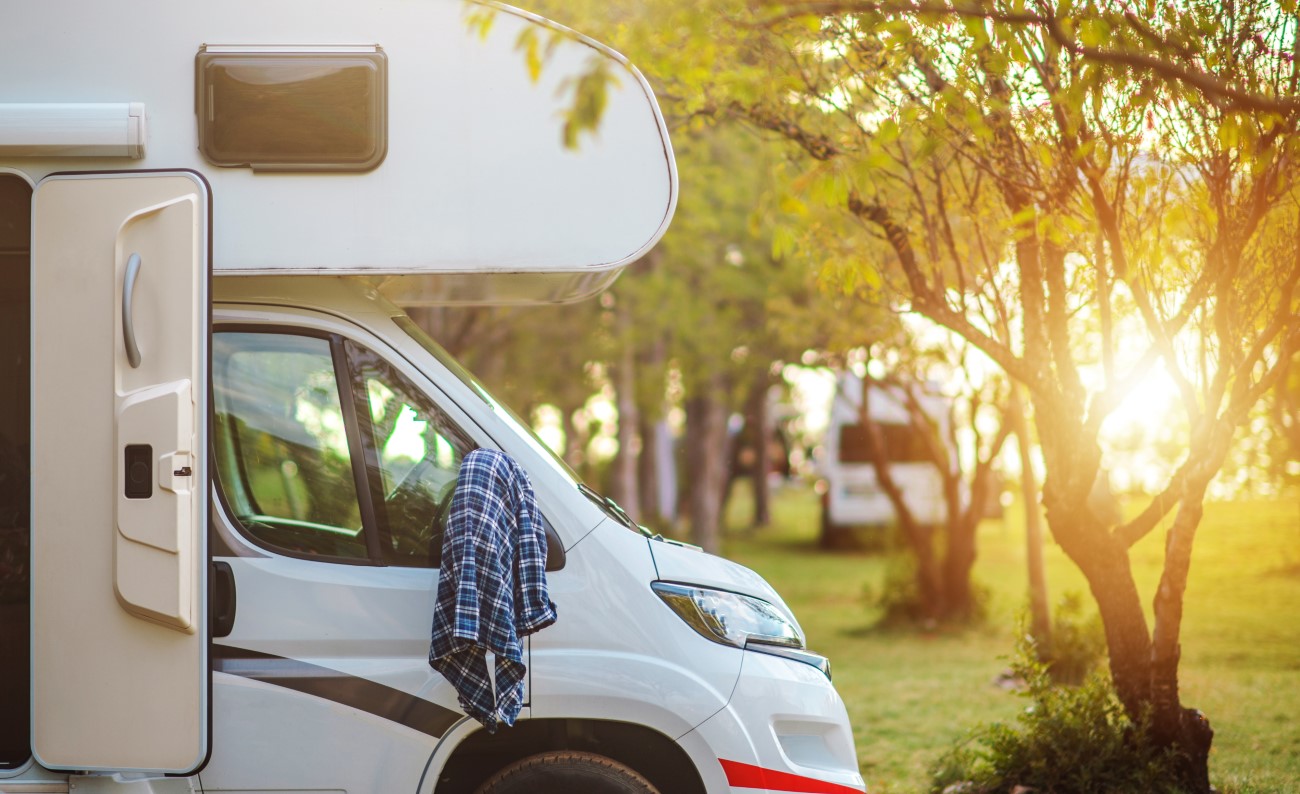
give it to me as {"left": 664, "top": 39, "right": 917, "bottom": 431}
{"left": 212, "top": 324, "right": 380, "bottom": 566}
{"left": 212, "top": 321, "right": 503, "bottom": 569}
{"left": 342, "top": 337, "right": 477, "bottom": 568}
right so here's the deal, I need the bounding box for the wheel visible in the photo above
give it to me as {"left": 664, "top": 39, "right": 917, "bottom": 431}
{"left": 473, "top": 750, "right": 660, "bottom": 794}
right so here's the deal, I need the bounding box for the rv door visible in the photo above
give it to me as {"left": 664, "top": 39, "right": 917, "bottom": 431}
{"left": 30, "top": 171, "right": 211, "bottom": 774}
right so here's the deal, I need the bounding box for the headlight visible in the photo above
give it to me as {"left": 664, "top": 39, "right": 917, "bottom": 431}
{"left": 652, "top": 582, "right": 831, "bottom": 678}
{"left": 652, "top": 581, "right": 803, "bottom": 649}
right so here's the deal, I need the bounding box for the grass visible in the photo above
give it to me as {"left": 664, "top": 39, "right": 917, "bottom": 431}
{"left": 715, "top": 482, "right": 1300, "bottom": 794}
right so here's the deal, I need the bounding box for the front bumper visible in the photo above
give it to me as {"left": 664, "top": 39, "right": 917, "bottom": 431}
{"left": 677, "top": 649, "right": 865, "bottom": 793}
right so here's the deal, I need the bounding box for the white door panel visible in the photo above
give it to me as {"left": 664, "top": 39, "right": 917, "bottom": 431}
{"left": 31, "top": 171, "right": 210, "bottom": 773}
{"left": 201, "top": 317, "right": 497, "bottom": 791}
{"left": 116, "top": 378, "right": 196, "bottom": 627}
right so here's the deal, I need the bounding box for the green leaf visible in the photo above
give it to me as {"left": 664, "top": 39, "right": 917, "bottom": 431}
{"left": 1078, "top": 19, "right": 1111, "bottom": 48}
{"left": 875, "top": 118, "right": 901, "bottom": 146}
{"left": 465, "top": 9, "right": 496, "bottom": 41}
{"left": 1217, "top": 114, "right": 1240, "bottom": 149}
{"left": 962, "top": 17, "right": 990, "bottom": 48}
{"left": 515, "top": 28, "right": 543, "bottom": 83}
{"left": 779, "top": 194, "right": 809, "bottom": 217}
{"left": 771, "top": 225, "right": 799, "bottom": 260}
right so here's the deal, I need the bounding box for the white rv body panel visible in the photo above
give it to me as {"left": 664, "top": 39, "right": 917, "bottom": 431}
{"left": 7, "top": 270, "right": 867, "bottom": 791}
{"left": 190, "top": 281, "right": 863, "bottom": 792}
{"left": 1, "top": 1, "right": 676, "bottom": 293}
{"left": 5, "top": 1, "right": 864, "bottom": 790}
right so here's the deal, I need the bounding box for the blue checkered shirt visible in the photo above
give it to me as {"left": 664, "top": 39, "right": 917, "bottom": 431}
{"left": 429, "top": 448, "right": 557, "bottom": 732}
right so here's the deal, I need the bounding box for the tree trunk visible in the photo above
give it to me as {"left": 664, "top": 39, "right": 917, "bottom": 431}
{"left": 748, "top": 372, "right": 772, "bottom": 528}
{"left": 1063, "top": 522, "right": 1153, "bottom": 705}
{"left": 608, "top": 304, "right": 641, "bottom": 522}
{"left": 1011, "top": 388, "right": 1052, "bottom": 647}
{"left": 940, "top": 512, "right": 978, "bottom": 620}
{"left": 636, "top": 415, "right": 662, "bottom": 527}
{"left": 858, "top": 377, "right": 945, "bottom": 621}
{"left": 684, "top": 375, "right": 731, "bottom": 554}
{"left": 560, "top": 405, "right": 585, "bottom": 477}
{"left": 635, "top": 333, "right": 670, "bottom": 527}
{"left": 1146, "top": 441, "right": 1227, "bottom": 793}
{"left": 1036, "top": 401, "right": 1223, "bottom": 793}
{"left": 906, "top": 524, "right": 944, "bottom": 624}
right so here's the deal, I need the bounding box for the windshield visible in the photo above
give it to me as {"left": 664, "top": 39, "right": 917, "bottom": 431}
{"left": 392, "top": 314, "right": 585, "bottom": 484}
{"left": 393, "top": 315, "right": 649, "bottom": 534}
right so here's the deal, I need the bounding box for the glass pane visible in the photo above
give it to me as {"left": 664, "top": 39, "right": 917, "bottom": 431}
{"left": 213, "top": 332, "right": 368, "bottom": 560}
{"left": 838, "top": 423, "right": 933, "bottom": 465}
{"left": 197, "top": 50, "right": 387, "bottom": 171}
{"left": 346, "top": 341, "right": 475, "bottom": 567}
{"left": 394, "top": 315, "right": 580, "bottom": 486}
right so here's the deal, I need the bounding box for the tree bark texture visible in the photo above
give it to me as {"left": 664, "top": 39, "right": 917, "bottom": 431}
{"left": 748, "top": 372, "right": 773, "bottom": 528}
{"left": 1011, "top": 388, "right": 1052, "bottom": 647}
{"left": 1035, "top": 402, "right": 1216, "bottom": 791}
{"left": 684, "top": 374, "right": 731, "bottom": 554}
{"left": 636, "top": 415, "right": 663, "bottom": 527}
{"left": 857, "top": 378, "right": 944, "bottom": 621}
{"left": 608, "top": 304, "right": 642, "bottom": 522}
{"left": 634, "top": 332, "right": 670, "bottom": 526}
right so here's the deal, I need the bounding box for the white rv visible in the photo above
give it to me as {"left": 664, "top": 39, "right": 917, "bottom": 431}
{"left": 0, "top": 1, "right": 864, "bottom": 792}
{"left": 819, "top": 375, "right": 948, "bottom": 543}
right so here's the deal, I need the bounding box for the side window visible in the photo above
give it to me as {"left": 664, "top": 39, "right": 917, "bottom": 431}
{"left": 213, "top": 332, "right": 369, "bottom": 561}
{"left": 346, "top": 341, "right": 476, "bottom": 567}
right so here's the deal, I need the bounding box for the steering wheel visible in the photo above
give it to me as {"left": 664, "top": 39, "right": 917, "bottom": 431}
{"left": 384, "top": 459, "right": 456, "bottom": 563}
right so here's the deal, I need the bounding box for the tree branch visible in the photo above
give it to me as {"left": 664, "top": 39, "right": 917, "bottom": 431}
{"left": 749, "top": 2, "right": 1300, "bottom": 116}
{"left": 1114, "top": 464, "right": 1187, "bottom": 548}
{"left": 846, "top": 192, "right": 1034, "bottom": 386}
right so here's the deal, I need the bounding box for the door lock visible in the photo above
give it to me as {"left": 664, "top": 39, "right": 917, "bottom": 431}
{"left": 124, "top": 444, "right": 153, "bottom": 499}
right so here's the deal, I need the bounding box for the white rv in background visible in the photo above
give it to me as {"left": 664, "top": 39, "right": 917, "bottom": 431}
{"left": 819, "top": 374, "right": 948, "bottom": 544}
{"left": 0, "top": 2, "right": 865, "bottom": 792}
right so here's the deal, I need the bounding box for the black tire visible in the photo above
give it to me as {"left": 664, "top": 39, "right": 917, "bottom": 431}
{"left": 473, "top": 750, "right": 660, "bottom": 794}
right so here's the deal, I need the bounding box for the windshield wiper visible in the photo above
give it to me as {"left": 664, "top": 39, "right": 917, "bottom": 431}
{"left": 578, "top": 483, "right": 653, "bottom": 537}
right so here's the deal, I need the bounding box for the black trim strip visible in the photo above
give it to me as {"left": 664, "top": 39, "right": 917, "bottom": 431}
{"left": 332, "top": 335, "right": 386, "bottom": 563}
{"left": 212, "top": 645, "right": 462, "bottom": 738}
{"left": 340, "top": 337, "right": 397, "bottom": 561}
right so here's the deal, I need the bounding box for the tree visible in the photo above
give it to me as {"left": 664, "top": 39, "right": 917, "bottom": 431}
{"left": 522, "top": 1, "right": 1300, "bottom": 788}
{"left": 722, "top": 4, "right": 1299, "bottom": 789}
{"left": 492, "top": 3, "right": 1300, "bottom": 781}
{"left": 837, "top": 334, "right": 1011, "bottom": 624}
{"left": 423, "top": 13, "right": 883, "bottom": 547}
{"left": 628, "top": 126, "right": 834, "bottom": 551}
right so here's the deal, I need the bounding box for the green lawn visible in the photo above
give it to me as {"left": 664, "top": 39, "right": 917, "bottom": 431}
{"left": 717, "top": 484, "right": 1300, "bottom": 794}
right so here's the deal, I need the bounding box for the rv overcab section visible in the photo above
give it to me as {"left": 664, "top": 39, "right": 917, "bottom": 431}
{"left": 1, "top": 0, "right": 677, "bottom": 302}
{"left": 2, "top": 0, "right": 676, "bottom": 779}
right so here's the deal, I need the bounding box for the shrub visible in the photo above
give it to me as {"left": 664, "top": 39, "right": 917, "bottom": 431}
{"left": 865, "top": 552, "right": 926, "bottom": 627}
{"left": 864, "top": 551, "right": 990, "bottom": 628}
{"left": 929, "top": 636, "right": 1182, "bottom": 794}
{"left": 1041, "top": 592, "right": 1107, "bottom": 685}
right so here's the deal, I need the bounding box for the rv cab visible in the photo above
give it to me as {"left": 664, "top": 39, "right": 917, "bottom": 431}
{"left": 0, "top": 2, "right": 864, "bottom": 792}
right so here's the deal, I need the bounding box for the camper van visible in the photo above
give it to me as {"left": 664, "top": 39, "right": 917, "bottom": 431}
{"left": 819, "top": 374, "right": 948, "bottom": 546}
{"left": 0, "top": 1, "right": 864, "bottom": 792}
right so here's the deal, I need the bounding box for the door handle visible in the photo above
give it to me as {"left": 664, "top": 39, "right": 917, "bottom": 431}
{"left": 122, "top": 252, "right": 143, "bottom": 368}
{"left": 212, "top": 561, "right": 237, "bottom": 638}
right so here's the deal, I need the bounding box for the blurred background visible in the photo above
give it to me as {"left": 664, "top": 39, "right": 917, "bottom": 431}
{"left": 400, "top": 4, "right": 1300, "bottom": 791}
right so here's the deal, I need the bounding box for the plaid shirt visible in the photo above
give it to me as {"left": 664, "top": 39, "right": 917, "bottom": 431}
{"left": 429, "top": 448, "right": 557, "bottom": 732}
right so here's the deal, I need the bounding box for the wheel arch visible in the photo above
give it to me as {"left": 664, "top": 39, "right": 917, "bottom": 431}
{"left": 433, "top": 718, "right": 706, "bottom": 794}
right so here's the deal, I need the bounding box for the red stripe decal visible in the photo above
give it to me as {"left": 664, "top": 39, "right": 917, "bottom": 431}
{"left": 719, "top": 759, "right": 864, "bottom": 793}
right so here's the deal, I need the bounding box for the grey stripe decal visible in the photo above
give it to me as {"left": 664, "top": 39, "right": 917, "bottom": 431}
{"left": 213, "top": 645, "right": 462, "bottom": 738}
